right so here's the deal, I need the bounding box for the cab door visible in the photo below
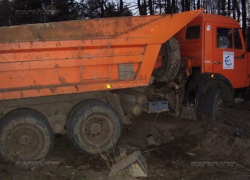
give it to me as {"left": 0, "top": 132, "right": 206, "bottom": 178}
{"left": 213, "top": 27, "right": 247, "bottom": 88}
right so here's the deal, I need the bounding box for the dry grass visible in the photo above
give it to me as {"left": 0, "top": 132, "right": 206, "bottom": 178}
{"left": 99, "top": 145, "right": 137, "bottom": 178}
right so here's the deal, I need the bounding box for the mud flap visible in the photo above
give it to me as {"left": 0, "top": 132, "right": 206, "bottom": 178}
{"left": 181, "top": 105, "right": 197, "bottom": 120}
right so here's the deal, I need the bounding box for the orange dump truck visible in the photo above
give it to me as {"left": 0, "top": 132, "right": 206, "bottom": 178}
{"left": 0, "top": 9, "right": 249, "bottom": 161}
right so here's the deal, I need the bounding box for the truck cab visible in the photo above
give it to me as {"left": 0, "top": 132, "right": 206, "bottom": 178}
{"left": 175, "top": 13, "right": 250, "bottom": 122}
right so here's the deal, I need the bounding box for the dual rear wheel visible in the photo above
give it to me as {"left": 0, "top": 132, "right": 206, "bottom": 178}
{"left": 0, "top": 88, "right": 225, "bottom": 161}
{"left": 0, "top": 100, "right": 122, "bottom": 161}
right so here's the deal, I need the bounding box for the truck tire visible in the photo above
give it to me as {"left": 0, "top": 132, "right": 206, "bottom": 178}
{"left": 202, "top": 88, "right": 225, "bottom": 124}
{"left": 0, "top": 108, "right": 54, "bottom": 161}
{"left": 153, "top": 37, "right": 181, "bottom": 82}
{"left": 66, "top": 99, "right": 105, "bottom": 141}
{"left": 67, "top": 102, "right": 122, "bottom": 154}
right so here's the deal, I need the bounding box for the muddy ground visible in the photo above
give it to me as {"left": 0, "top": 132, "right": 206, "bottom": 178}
{"left": 0, "top": 102, "right": 250, "bottom": 180}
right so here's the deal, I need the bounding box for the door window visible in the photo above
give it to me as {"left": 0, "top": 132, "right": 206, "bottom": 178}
{"left": 217, "top": 28, "right": 232, "bottom": 48}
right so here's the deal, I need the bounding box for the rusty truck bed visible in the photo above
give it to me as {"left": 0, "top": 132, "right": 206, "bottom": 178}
{"left": 0, "top": 9, "right": 203, "bottom": 100}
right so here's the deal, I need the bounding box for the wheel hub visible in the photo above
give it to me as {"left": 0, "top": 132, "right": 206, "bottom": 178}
{"left": 81, "top": 114, "right": 112, "bottom": 146}
{"left": 85, "top": 118, "right": 104, "bottom": 137}
{"left": 19, "top": 134, "right": 31, "bottom": 145}
{"left": 90, "top": 123, "right": 102, "bottom": 134}
{"left": 6, "top": 124, "right": 45, "bottom": 160}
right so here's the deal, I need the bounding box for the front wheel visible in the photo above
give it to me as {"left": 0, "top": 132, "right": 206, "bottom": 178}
{"left": 202, "top": 88, "right": 225, "bottom": 124}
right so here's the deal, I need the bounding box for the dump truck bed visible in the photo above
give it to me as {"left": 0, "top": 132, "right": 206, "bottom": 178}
{"left": 0, "top": 10, "right": 203, "bottom": 100}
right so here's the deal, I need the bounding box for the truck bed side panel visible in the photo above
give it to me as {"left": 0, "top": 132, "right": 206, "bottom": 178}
{"left": 0, "top": 10, "right": 203, "bottom": 100}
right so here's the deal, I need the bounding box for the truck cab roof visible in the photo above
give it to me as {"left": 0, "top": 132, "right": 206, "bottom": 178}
{"left": 197, "top": 13, "right": 240, "bottom": 27}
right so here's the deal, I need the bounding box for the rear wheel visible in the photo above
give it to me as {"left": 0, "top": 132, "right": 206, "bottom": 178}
{"left": 66, "top": 99, "right": 105, "bottom": 141}
{"left": 202, "top": 88, "right": 225, "bottom": 124}
{"left": 0, "top": 108, "right": 54, "bottom": 161}
{"left": 153, "top": 37, "right": 181, "bottom": 82}
{"left": 67, "top": 102, "right": 122, "bottom": 154}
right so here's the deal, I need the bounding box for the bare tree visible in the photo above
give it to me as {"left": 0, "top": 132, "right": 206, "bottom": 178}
{"left": 137, "top": 0, "right": 143, "bottom": 14}
{"left": 217, "top": 0, "right": 221, "bottom": 14}
{"left": 241, "top": 0, "right": 246, "bottom": 37}
{"left": 185, "top": 0, "right": 190, "bottom": 11}
{"left": 166, "top": 0, "right": 171, "bottom": 13}
{"left": 227, "top": 0, "right": 231, "bottom": 17}
{"left": 181, "top": 0, "right": 185, "bottom": 11}
{"left": 119, "top": 0, "right": 123, "bottom": 15}
{"left": 0, "top": 0, "right": 10, "bottom": 26}
{"left": 172, "top": 0, "right": 176, "bottom": 12}
{"left": 98, "top": 0, "right": 106, "bottom": 17}
{"left": 232, "top": 0, "right": 241, "bottom": 22}
{"left": 137, "top": 0, "right": 147, "bottom": 15}
{"left": 148, "top": 0, "right": 154, "bottom": 14}
{"left": 222, "top": 0, "right": 226, "bottom": 15}
{"left": 197, "top": 0, "right": 200, "bottom": 9}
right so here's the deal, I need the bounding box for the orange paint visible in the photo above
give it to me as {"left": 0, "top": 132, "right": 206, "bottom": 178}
{"left": 175, "top": 13, "right": 250, "bottom": 88}
{"left": 0, "top": 10, "right": 203, "bottom": 100}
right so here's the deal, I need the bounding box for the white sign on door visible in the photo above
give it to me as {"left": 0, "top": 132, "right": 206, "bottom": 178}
{"left": 223, "top": 51, "right": 234, "bottom": 69}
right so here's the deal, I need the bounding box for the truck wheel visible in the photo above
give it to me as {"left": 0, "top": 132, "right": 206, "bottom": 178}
{"left": 68, "top": 102, "right": 122, "bottom": 154}
{"left": 0, "top": 108, "right": 54, "bottom": 161}
{"left": 153, "top": 37, "right": 181, "bottom": 82}
{"left": 66, "top": 99, "right": 105, "bottom": 141}
{"left": 202, "top": 88, "right": 225, "bottom": 124}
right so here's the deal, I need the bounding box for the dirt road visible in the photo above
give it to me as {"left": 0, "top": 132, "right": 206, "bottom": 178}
{"left": 0, "top": 102, "right": 250, "bottom": 180}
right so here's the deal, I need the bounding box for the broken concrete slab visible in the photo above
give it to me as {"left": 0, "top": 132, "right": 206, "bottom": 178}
{"left": 109, "top": 150, "right": 147, "bottom": 178}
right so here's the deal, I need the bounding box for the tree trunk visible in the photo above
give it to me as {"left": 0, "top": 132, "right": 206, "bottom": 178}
{"left": 159, "top": 0, "right": 162, "bottom": 14}
{"left": 227, "top": 0, "right": 231, "bottom": 17}
{"left": 172, "top": 0, "right": 175, "bottom": 13}
{"left": 166, "top": 0, "right": 172, "bottom": 13}
{"left": 232, "top": 0, "right": 236, "bottom": 19}
{"left": 197, "top": 0, "right": 200, "bottom": 9}
{"left": 241, "top": 0, "right": 246, "bottom": 37}
{"left": 2, "top": 0, "right": 10, "bottom": 26}
{"left": 142, "top": 0, "right": 147, "bottom": 15}
{"left": 119, "top": 0, "right": 123, "bottom": 15}
{"left": 234, "top": 0, "right": 240, "bottom": 22}
{"left": 99, "top": 0, "right": 106, "bottom": 17}
{"left": 221, "top": 0, "right": 226, "bottom": 15}
{"left": 164, "top": 0, "right": 167, "bottom": 13}
{"left": 217, "top": 1, "right": 221, "bottom": 15}
{"left": 181, "top": 0, "right": 185, "bottom": 11}
{"left": 137, "top": 0, "right": 143, "bottom": 15}
{"left": 185, "top": 0, "right": 190, "bottom": 11}
{"left": 148, "top": 0, "right": 154, "bottom": 15}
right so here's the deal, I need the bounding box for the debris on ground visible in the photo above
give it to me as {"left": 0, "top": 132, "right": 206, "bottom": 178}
{"left": 146, "top": 132, "right": 175, "bottom": 146}
{"left": 109, "top": 150, "right": 147, "bottom": 178}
